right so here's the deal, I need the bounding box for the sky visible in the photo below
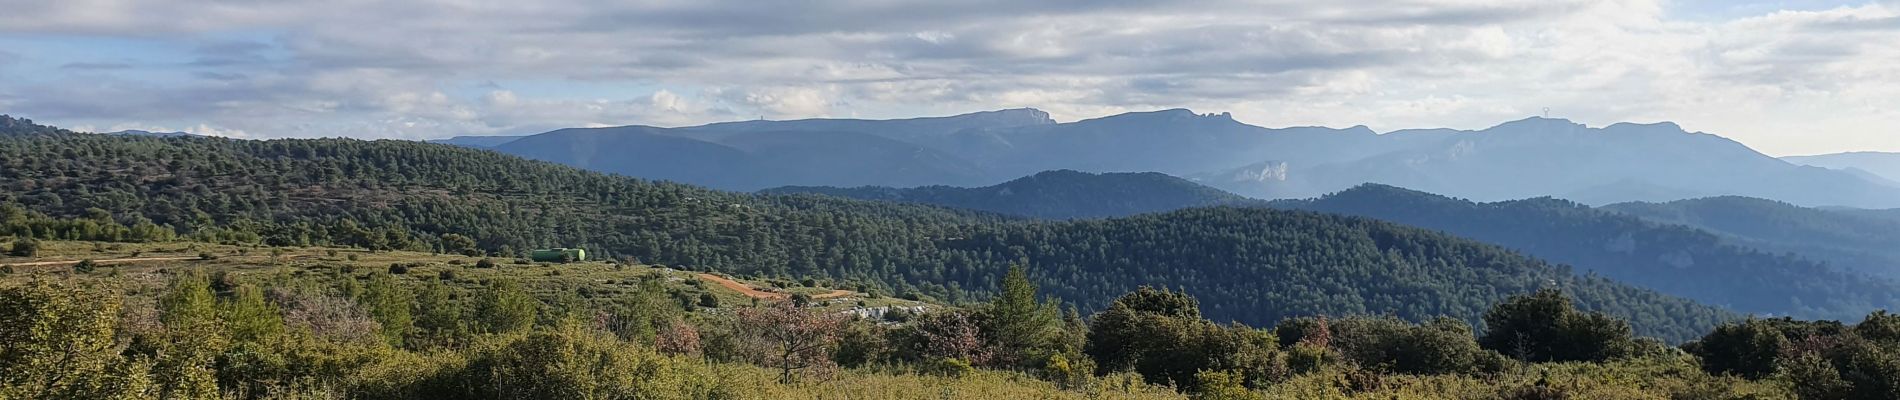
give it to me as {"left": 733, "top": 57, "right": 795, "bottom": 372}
{"left": 0, "top": 0, "right": 1896, "bottom": 156}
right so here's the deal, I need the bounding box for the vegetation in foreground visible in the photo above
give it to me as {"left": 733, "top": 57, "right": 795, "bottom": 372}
{"left": 5, "top": 241, "right": 1899, "bottom": 399}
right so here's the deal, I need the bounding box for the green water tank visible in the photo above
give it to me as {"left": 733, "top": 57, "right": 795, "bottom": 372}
{"left": 529, "top": 248, "right": 586, "bottom": 263}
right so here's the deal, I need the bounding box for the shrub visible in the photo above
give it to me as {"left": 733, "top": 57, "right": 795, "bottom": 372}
{"left": 924, "top": 357, "right": 975, "bottom": 378}
{"left": 7, "top": 238, "right": 39, "bottom": 257}
{"left": 72, "top": 259, "right": 98, "bottom": 274}
{"left": 475, "top": 258, "right": 498, "bottom": 269}
{"left": 388, "top": 263, "right": 411, "bottom": 275}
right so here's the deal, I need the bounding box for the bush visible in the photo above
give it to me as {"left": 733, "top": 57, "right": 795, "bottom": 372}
{"left": 924, "top": 357, "right": 975, "bottom": 378}
{"left": 198, "top": 252, "right": 218, "bottom": 260}
{"left": 8, "top": 238, "right": 40, "bottom": 257}
{"left": 388, "top": 263, "right": 411, "bottom": 275}
{"left": 72, "top": 259, "right": 98, "bottom": 274}
{"left": 475, "top": 258, "right": 498, "bottom": 269}
{"left": 1480, "top": 289, "right": 1635, "bottom": 363}
{"left": 438, "top": 269, "right": 457, "bottom": 281}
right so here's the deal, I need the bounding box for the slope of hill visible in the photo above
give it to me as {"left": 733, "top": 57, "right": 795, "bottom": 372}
{"left": 1274, "top": 184, "right": 1900, "bottom": 321}
{"left": 430, "top": 135, "right": 524, "bottom": 148}
{"left": 762, "top": 170, "right": 1258, "bottom": 219}
{"left": 1784, "top": 151, "right": 1900, "bottom": 183}
{"left": 1603, "top": 196, "right": 1900, "bottom": 279}
{"left": 0, "top": 121, "right": 1730, "bottom": 341}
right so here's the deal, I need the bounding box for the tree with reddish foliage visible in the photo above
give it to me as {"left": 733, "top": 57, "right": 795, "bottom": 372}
{"left": 655, "top": 319, "right": 702, "bottom": 357}
{"left": 905, "top": 310, "right": 992, "bottom": 365}
{"left": 734, "top": 301, "right": 847, "bottom": 383}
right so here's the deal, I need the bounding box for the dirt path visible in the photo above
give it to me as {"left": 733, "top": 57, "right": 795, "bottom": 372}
{"left": 0, "top": 256, "right": 201, "bottom": 267}
{"left": 696, "top": 273, "right": 852, "bottom": 300}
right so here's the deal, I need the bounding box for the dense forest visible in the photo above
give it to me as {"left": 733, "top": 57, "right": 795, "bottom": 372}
{"left": 1275, "top": 184, "right": 1900, "bottom": 321}
{"left": 762, "top": 170, "right": 1258, "bottom": 219}
{"left": 1604, "top": 196, "right": 1900, "bottom": 279}
{"left": 0, "top": 115, "right": 1731, "bottom": 340}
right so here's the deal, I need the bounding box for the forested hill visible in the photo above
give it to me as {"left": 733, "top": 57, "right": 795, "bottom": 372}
{"left": 0, "top": 115, "right": 79, "bottom": 136}
{"left": 761, "top": 170, "right": 1259, "bottom": 219}
{"left": 1602, "top": 196, "right": 1900, "bottom": 279}
{"left": 0, "top": 127, "right": 1729, "bottom": 340}
{"left": 1274, "top": 184, "right": 1900, "bottom": 321}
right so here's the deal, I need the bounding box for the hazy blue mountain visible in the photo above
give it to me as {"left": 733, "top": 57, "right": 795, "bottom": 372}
{"left": 432, "top": 135, "right": 525, "bottom": 148}
{"left": 1249, "top": 118, "right": 1900, "bottom": 208}
{"left": 1273, "top": 184, "right": 1900, "bottom": 320}
{"left": 683, "top": 108, "right": 1056, "bottom": 141}
{"left": 105, "top": 129, "right": 198, "bottom": 138}
{"left": 1784, "top": 152, "right": 1900, "bottom": 183}
{"left": 446, "top": 109, "right": 1900, "bottom": 208}
{"left": 762, "top": 169, "right": 1258, "bottom": 219}
{"left": 491, "top": 125, "right": 990, "bottom": 191}
{"left": 1604, "top": 196, "right": 1900, "bottom": 279}
{"left": 493, "top": 126, "right": 759, "bottom": 189}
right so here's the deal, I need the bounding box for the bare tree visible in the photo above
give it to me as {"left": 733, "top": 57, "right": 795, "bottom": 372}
{"left": 735, "top": 301, "right": 846, "bottom": 383}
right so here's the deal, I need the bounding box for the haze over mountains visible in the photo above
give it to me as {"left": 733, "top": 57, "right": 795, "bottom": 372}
{"left": 1784, "top": 152, "right": 1900, "bottom": 184}
{"left": 440, "top": 108, "right": 1900, "bottom": 209}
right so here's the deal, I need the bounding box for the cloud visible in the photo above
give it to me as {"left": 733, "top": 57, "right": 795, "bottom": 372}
{"left": 59, "top": 62, "right": 133, "bottom": 70}
{"left": 0, "top": 0, "right": 1893, "bottom": 154}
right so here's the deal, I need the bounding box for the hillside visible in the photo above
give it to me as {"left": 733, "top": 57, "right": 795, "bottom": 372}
{"left": 1603, "top": 196, "right": 1900, "bottom": 279}
{"left": 1274, "top": 184, "right": 1900, "bottom": 321}
{"left": 0, "top": 122, "right": 1730, "bottom": 341}
{"left": 762, "top": 170, "right": 1258, "bottom": 219}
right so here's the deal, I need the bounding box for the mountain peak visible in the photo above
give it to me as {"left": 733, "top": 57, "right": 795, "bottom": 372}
{"left": 1487, "top": 116, "right": 1585, "bottom": 132}
{"left": 962, "top": 108, "right": 1055, "bottom": 124}
{"left": 1604, "top": 121, "right": 1689, "bottom": 135}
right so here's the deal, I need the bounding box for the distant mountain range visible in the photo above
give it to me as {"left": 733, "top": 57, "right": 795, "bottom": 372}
{"left": 435, "top": 109, "right": 1900, "bottom": 208}
{"left": 1784, "top": 152, "right": 1900, "bottom": 184}
{"left": 763, "top": 170, "right": 1259, "bottom": 219}
{"left": 105, "top": 129, "right": 197, "bottom": 138}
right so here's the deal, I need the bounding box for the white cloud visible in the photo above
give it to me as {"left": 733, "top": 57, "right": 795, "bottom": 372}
{"left": 0, "top": 0, "right": 1894, "bottom": 154}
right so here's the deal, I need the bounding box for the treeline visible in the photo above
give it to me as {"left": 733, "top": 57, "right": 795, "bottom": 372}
{"left": 5, "top": 265, "right": 1887, "bottom": 399}
{"left": 0, "top": 126, "right": 1727, "bottom": 340}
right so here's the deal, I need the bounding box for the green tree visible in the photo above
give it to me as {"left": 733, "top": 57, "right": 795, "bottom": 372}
{"left": 219, "top": 284, "right": 284, "bottom": 345}
{"left": 475, "top": 279, "right": 537, "bottom": 334}
{"left": 980, "top": 265, "right": 1060, "bottom": 368}
{"left": 440, "top": 233, "right": 479, "bottom": 257}
{"left": 362, "top": 272, "right": 416, "bottom": 347}
{"left": 0, "top": 280, "right": 139, "bottom": 398}
{"left": 413, "top": 280, "right": 463, "bottom": 347}
{"left": 155, "top": 271, "right": 227, "bottom": 399}
{"left": 1479, "top": 288, "right": 1634, "bottom": 363}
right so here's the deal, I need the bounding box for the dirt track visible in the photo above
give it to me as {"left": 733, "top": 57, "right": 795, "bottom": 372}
{"left": 696, "top": 273, "right": 851, "bottom": 300}
{"left": 0, "top": 256, "right": 200, "bottom": 268}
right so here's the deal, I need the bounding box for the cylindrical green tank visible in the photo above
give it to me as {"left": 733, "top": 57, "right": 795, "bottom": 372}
{"left": 529, "top": 248, "right": 586, "bottom": 263}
